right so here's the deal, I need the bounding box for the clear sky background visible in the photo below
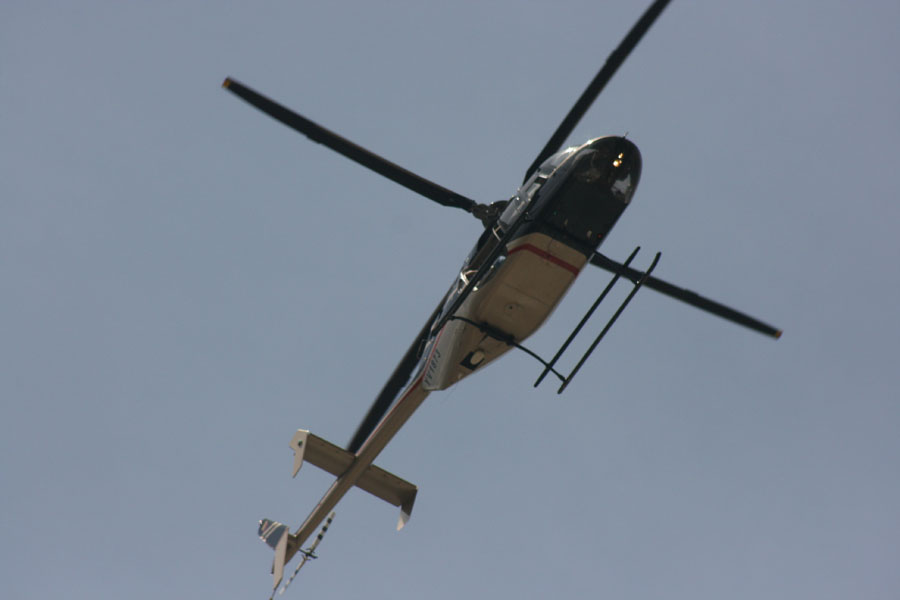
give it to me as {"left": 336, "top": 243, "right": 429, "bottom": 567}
{"left": 3, "top": 1, "right": 899, "bottom": 598}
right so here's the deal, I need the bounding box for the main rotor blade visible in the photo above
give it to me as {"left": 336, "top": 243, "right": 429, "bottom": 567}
{"left": 523, "top": 0, "right": 672, "bottom": 181}
{"left": 346, "top": 300, "right": 444, "bottom": 453}
{"left": 223, "top": 78, "right": 478, "bottom": 213}
{"left": 590, "top": 252, "right": 782, "bottom": 339}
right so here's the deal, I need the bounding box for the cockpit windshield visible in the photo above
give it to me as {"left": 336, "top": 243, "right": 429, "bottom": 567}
{"left": 571, "top": 144, "right": 640, "bottom": 205}
{"left": 539, "top": 146, "right": 578, "bottom": 175}
{"left": 539, "top": 137, "right": 642, "bottom": 246}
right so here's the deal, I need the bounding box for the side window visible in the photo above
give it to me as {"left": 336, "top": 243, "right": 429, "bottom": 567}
{"left": 462, "top": 227, "right": 503, "bottom": 282}
{"left": 522, "top": 175, "right": 547, "bottom": 202}
{"left": 500, "top": 175, "right": 547, "bottom": 229}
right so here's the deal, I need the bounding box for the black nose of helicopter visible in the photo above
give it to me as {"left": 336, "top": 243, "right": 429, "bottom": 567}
{"left": 573, "top": 137, "right": 642, "bottom": 204}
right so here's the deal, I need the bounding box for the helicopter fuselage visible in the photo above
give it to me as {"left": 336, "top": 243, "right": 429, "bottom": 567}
{"left": 229, "top": 5, "right": 782, "bottom": 584}
{"left": 420, "top": 135, "right": 642, "bottom": 390}
{"left": 290, "top": 135, "right": 644, "bottom": 549}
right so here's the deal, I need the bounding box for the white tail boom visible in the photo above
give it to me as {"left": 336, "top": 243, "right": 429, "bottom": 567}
{"left": 259, "top": 427, "right": 420, "bottom": 596}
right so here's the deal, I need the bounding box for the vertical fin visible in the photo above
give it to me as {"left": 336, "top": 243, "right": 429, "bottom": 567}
{"left": 289, "top": 430, "right": 309, "bottom": 477}
{"left": 270, "top": 529, "right": 290, "bottom": 599}
{"left": 397, "top": 489, "right": 417, "bottom": 530}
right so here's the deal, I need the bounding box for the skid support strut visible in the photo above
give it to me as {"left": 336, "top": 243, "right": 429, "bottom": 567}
{"left": 534, "top": 247, "right": 660, "bottom": 393}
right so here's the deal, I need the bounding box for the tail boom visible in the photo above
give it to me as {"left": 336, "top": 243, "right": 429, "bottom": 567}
{"left": 291, "top": 376, "right": 429, "bottom": 552}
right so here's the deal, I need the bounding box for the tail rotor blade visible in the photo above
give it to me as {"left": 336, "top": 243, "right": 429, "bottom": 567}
{"left": 280, "top": 513, "right": 336, "bottom": 595}
{"left": 523, "top": 0, "right": 672, "bottom": 181}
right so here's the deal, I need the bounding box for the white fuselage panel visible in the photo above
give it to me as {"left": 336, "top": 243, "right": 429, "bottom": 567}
{"left": 423, "top": 232, "right": 587, "bottom": 391}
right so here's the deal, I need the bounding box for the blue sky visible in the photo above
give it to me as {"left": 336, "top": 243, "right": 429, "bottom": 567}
{"left": 3, "top": 2, "right": 899, "bottom": 598}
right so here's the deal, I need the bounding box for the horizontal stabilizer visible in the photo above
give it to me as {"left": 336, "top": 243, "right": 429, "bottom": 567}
{"left": 290, "top": 430, "right": 417, "bottom": 528}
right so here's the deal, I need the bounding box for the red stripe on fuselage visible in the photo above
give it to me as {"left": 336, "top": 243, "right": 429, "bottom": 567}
{"left": 508, "top": 243, "right": 580, "bottom": 276}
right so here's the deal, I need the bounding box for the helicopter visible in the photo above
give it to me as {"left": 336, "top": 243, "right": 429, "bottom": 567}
{"left": 222, "top": 0, "right": 780, "bottom": 595}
